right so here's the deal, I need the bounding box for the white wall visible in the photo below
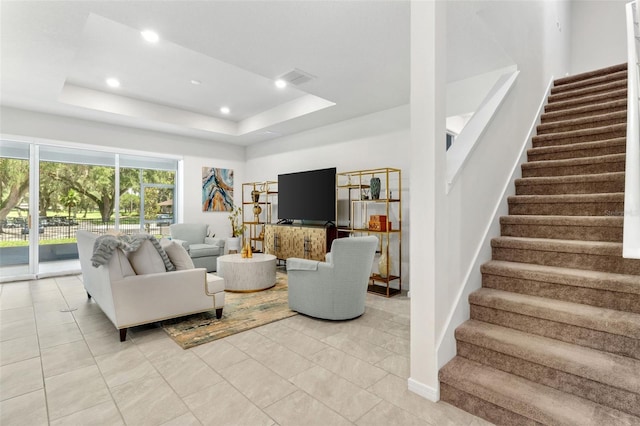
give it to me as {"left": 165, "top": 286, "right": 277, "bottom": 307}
{"left": 409, "top": 0, "right": 573, "bottom": 399}
{"left": 245, "top": 105, "right": 411, "bottom": 287}
{"left": 0, "top": 106, "right": 246, "bottom": 238}
{"left": 570, "top": 0, "right": 628, "bottom": 75}
{"left": 446, "top": 65, "right": 518, "bottom": 118}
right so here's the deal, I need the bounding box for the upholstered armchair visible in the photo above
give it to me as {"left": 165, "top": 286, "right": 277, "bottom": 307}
{"left": 76, "top": 230, "right": 225, "bottom": 341}
{"left": 169, "top": 223, "right": 225, "bottom": 272}
{"left": 286, "top": 236, "right": 378, "bottom": 320}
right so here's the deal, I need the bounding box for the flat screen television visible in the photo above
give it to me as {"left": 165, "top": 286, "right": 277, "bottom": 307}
{"left": 278, "top": 167, "right": 336, "bottom": 223}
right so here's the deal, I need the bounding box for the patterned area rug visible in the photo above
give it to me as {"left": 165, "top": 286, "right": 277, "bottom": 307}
{"left": 162, "top": 272, "right": 296, "bottom": 349}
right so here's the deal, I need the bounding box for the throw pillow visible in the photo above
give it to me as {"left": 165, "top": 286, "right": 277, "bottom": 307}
{"left": 127, "top": 240, "right": 167, "bottom": 275}
{"left": 160, "top": 239, "right": 195, "bottom": 270}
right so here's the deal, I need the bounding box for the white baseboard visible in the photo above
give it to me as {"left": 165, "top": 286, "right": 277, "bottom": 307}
{"left": 408, "top": 377, "right": 439, "bottom": 402}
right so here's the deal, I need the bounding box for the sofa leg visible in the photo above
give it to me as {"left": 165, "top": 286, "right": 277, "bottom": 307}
{"left": 215, "top": 308, "right": 223, "bottom": 319}
{"left": 119, "top": 328, "right": 127, "bottom": 342}
{"left": 87, "top": 291, "right": 92, "bottom": 299}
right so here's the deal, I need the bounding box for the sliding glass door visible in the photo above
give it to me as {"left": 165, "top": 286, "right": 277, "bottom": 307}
{"left": 0, "top": 141, "right": 33, "bottom": 280}
{"left": 38, "top": 146, "right": 116, "bottom": 276}
{"left": 0, "top": 140, "right": 179, "bottom": 282}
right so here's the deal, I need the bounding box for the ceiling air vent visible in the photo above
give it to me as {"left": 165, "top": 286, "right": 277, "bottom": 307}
{"left": 278, "top": 68, "right": 316, "bottom": 86}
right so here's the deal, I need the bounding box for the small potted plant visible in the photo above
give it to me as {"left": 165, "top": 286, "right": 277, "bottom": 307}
{"left": 227, "top": 205, "right": 245, "bottom": 253}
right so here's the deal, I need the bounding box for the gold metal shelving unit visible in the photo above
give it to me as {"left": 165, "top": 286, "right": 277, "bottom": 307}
{"left": 336, "top": 167, "right": 402, "bottom": 297}
{"left": 241, "top": 181, "right": 277, "bottom": 253}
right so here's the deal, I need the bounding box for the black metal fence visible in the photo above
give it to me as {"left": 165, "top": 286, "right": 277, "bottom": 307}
{"left": 0, "top": 217, "right": 171, "bottom": 243}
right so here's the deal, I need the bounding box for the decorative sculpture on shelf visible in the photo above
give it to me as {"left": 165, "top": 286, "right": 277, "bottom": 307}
{"left": 378, "top": 249, "right": 389, "bottom": 278}
{"left": 251, "top": 189, "right": 262, "bottom": 221}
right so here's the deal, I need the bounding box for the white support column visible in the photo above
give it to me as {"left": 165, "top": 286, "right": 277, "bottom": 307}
{"left": 409, "top": 0, "right": 447, "bottom": 401}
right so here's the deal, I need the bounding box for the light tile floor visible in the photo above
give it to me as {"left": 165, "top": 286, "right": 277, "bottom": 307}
{"left": 0, "top": 273, "right": 491, "bottom": 426}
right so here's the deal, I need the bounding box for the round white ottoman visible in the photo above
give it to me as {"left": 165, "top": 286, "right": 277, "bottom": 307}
{"left": 216, "top": 253, "right": 277, "bottom": 292}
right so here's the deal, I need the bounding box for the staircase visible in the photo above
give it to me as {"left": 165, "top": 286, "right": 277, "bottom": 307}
{"left": 439, "top": 63, "right": 640, "bottom": 425}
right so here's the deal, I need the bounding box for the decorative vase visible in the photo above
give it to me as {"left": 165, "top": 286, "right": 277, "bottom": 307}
{"left": 370, "top": 177, "right": 381, "bottom": 200}
{"left": 246, "top": 241, "right": 253, "bottom": 258}
{"left": 378, "top": 250, "right": 389, "bottom": 278}
{"left": 241, "top": 242, "right": 248, "bottom": 258}
{"left": 251, "top": 190, "right": 260, "bottom": 203}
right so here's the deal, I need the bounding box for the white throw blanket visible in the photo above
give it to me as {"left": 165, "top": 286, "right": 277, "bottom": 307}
{"left": 91, "top": 233, "right": 175, "bottom": 271}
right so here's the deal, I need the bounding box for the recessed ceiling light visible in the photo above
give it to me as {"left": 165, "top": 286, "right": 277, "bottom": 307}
{"left": 106, "top": 78, "right": 120, "bottom": 88}
{"left": 274, "top": 79, "right": 287, "bottom": 89}
{"left": 141, "top": 30, "right": 159, "bottom": 43}
{"left": 220, "top": 106, "right": 230, "bottom": 114}
{"left": 190, "top": 79, "right": 201, "bottom": 85}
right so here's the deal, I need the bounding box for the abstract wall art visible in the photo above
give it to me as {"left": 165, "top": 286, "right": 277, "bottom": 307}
{"left": 202, "top": 167, "right": 234, "bottom": 212}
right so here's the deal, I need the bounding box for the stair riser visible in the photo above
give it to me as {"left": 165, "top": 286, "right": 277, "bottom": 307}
{"left": 547, "top": 80, "right": 627, "bottom": 104}
{"left": 521, "top": 161, "right": 625, "bottom": 178}
{"left": 536, "top": 116, "right": 626, "bottom": 135}
{"left": 540, "top": 103, "right": 627, "bottom": 124}
{"left": 508, "top": 200, "right": 624, "bottom": 216}
{"left": 527, "top": 141, "right": 626, "bottom": 162}
{"left": 482, "top": 273, "right": 640, "bottom": 314}
{"left": 532, "top": 128, "right": 627, "bottom": 148}
{"left": 544, "top": 90, "right": 627, "bottom": 113}
{"left": 456, "top": 341, "right": 640, "bottom": 417}
{"left": 515, "top": 179, "right": 624, "bottom": 195}
{"left": 500, "top": 223, "right": 622, "bottom": 242}
{"left": 470, "top": 305, "right": 640, "bottom": 360}
{"left": 551, "top": 71, "right": 627, "bottom": 95}
{"left": 491, "top": 246, "right": 640, "bottom": 274}
{"left": 439, "top": 383, "right": 539, "bottom": 426}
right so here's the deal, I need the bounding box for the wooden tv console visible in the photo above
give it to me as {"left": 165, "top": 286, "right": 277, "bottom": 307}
{"left": 263, "top": 224, "right": 336, "bottom": 262}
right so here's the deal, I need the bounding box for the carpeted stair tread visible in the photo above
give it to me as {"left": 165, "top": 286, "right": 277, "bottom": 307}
{"left": 532, "top": 123, "right": 627, "bottom": 148}
{"left": 470, "top": 289, "right": 640, "bottom": 360}
{"left": 491, "top": 236, "right": 640, "bottom": 274}
{"left": 544, "top": 88, "right": 627, "bottom": 113}
{"left": 553, "top": 63, "right": 627, "bottom": 86}
{"left": 481, "top": 260, "right": 640, "bottom": 296}
{"left": 536, "top": 110, "right": 627, "bottom": 135}
{"left": 547, "top": 79, "right": 627, "bottom": 104}
{"left": 540, "top": 99, "right": 627, "bottom": 124}
{"left": 440, "top": 357, "right": 639, "bottom": 426}
{"left": 550, "top": 70, "right": 627, "bottom": 95}
{"left": 515, "top": 172, "right": 624, "bottom": 195}
{"left": 455, "top": 320, "right": 640, "bottom": 395}
{"left": 492, "top": 236, "right": 625, "bottom": 255}
{"left": 527, "top": 137, "right": 626, "bottom": 162}
{"left": 470, "top": 288, "right": 640, "bottom": 339}
{"left": 499, "top": 215, "right": 623, "bottom": 242}
{"left": 482, "top": 260, "right": 640, "bottom": 314}
{"left": 508, "top": 192, "right": 624, "bottom": 216}
{"left": 521, "top": 153, "right": 626, "bottom": 177}
{"left": 509, "top": 193, "right": 624, "bottom": 203}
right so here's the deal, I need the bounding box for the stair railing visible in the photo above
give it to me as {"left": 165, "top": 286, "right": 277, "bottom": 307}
{"left": 624, "top": 0, "right": 640, "bottom": 258}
